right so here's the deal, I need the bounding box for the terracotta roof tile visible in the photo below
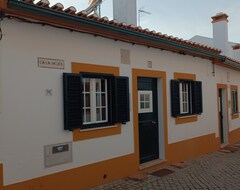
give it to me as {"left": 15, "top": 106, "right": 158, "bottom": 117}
{"left": 226, "top": 57, "right": 240, "bottom": 65}
{"left": 64, "top": 6, "right": 77, "bottom": 14}
{"left": 36, "top": 0, "right": 50, "bottom": 8}
{"left": 11, "top": 0, "right": 222, "bottom": 54}
{"left": 232, "top": 44, "right": 240, "bottom": 50}
{"left": 51, "top": 3, "right": 64, "bottom": 11}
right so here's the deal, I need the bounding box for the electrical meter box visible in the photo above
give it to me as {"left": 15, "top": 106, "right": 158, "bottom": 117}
{"left": 44, "top": 142, "right": 72, "bottom": 167}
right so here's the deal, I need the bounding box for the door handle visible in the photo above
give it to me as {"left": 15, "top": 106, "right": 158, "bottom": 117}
{"left": 152, "top": 121, "right": 157, "bottom": 127}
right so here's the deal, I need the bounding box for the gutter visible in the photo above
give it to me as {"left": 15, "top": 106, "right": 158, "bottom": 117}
{"left": 3, "top": 0, "right": 240, "bottom": 71}
{"left": 6, "top": 0, "right": 220, "bottom": 59}
{"left": 223, "top": 58, "right": 240, "bottom": 70}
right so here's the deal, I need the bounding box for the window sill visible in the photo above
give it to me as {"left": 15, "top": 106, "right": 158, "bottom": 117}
{"left": 232, "top": 113, "right": 239, "bottom": 120}
{"left": 175, "top": 115, "right": 198, "bottom": 125}
{"left": 73, "top": 124, "right": 121, "bottom": 141}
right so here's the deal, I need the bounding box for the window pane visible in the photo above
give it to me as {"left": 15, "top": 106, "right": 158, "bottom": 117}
{"left": 86, "top": 109, "right": 91, "bottom": 122}
{"left": 140, "top": 94, "right": 144, "bottom": 101}
{"left": 96, "top": 79, "right": 101, "bottom": 92}
{"left": 85, "top": 78, "right": 90, "bottom": 92}
{"left": 183, "top": 103, "right": 186, "bottom": 113}
{"left": 101, "top": 94, "right": 106, "bottom": 106}
{"left": 145, "top": 102, "right": 150, "bottom": 109}
{"left": 145, "top": 94, "right": 150, "bottom": 101}
{"left": 85, "top": 94, "right": 90, "bottom": 107}
{"left": 102, "top": 108, "right": 106, "bottom": 120}
{"left": 101, "top": 79, "right": 106, "bottom": 92}
{"left": 96, "top": 108, "right": 101, "bottom": 121}
{"left": 185, "top": 93, "right": 188, "bottom": 102}
{"left": 83, "top": 109, "right": 85, "bottom": 123}
{"left": 232, "top": 90, "right": 238, "bottom": 113}
{"left": 140, "top": 102, "right": 145, "bottom": 109}
{"left": 96, "top": 93, "right": 101, "bottom": 107}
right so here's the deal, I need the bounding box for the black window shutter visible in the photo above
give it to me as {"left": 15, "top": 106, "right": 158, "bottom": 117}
{"left": 63, "top": 73, "right": 83, "bottom": 131}
{"left": 113, "top": 76, "right": 130, "bottom": 124}
{"left": 192, "top": 81, "right": 203, "bottom": 115}
{"left": 170, "top": 80, "right": 180, "bottom": 117}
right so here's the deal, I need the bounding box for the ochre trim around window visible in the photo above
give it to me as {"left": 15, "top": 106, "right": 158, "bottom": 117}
{"left": 72, "top": 62, "right": 121, "bottom": 141}
{"left": 231, "top": 85, "right": 239, "bottom": 120}
{"left": 174, "top": 72, "right": 197, "bottom": 124}
{"left": 174, "top": 72, "right": 196, "bottom": 81}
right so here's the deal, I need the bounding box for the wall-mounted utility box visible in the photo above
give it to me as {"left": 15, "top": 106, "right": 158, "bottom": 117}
{"left": 44, "top": 142, "right": 72, "bottom": 167}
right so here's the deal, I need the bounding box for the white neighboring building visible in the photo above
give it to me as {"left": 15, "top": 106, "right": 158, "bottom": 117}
{"left": 191, "top": 12, "right": 240, "bottom": 61}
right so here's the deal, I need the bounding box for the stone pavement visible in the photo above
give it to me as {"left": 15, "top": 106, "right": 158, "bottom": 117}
{"left": 91, "top": 147, "right": 240, "bottom": 190}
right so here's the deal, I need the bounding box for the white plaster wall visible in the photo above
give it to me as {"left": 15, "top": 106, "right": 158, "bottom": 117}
{"left": 0, "top": 18, "right": 240, "bottom": 185}
{"left": 0, "top": 20, "right": 135, "bottom": 185}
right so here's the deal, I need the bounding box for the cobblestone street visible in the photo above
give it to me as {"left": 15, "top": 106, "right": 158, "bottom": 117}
{"left": 91, "top": 147, "right": 240, "bottom": 190}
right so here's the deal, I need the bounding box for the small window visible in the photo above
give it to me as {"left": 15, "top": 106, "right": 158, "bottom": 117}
{"left": 179, "top": 82, "right": 191, "bottom": 114}
{"left": 138, "top": 91, "right": 153, "bottom": 113}
{"left": 232, "top": 89, "right": 238, "bottom": 115}
{"left": 171, "top": 80, "right": 202, "bottom": 117}
{"left": 82, "top": 78, "right": 108, "bottom": 124}
{"left": 63, "top": 73, "right": 130, "bottom": 131}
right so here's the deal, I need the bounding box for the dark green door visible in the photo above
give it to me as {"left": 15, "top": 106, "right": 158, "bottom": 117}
{"left": 219, "top": 89, "right": 224, "bottom": 144}
{"left": 138, "top": 77, "right": 159, "bottom": 164}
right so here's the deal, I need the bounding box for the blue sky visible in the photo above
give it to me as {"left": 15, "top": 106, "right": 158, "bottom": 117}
{"left": 49, "top": 0, "right": 240, "bottom": 43}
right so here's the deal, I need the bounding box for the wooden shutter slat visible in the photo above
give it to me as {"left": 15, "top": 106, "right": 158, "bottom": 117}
{"left": 192, "top": 81, "right": 203, "bottom": 114}
{"left": 170, "top": 80, "right": 180, "bottom": 117}
{"left": 114, "top": 76, "right": 130, "bottom": 124}
{"left": 63, "top": 73, "right": 83, "bottom": 131}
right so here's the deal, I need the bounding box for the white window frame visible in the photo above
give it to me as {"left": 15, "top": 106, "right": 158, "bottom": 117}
{"left": 179, "top": 82, "right": 191, "bottom": 114}
{"left": 83, "top": 78, "right": 108, "bottom": 125}
{"left": 138, "top": 90, "right": 153, "bottom": 113}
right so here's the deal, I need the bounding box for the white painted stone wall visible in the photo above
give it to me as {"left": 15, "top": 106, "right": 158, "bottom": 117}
{"left": 0, "top": 18, "right": 239, "bottom": 185}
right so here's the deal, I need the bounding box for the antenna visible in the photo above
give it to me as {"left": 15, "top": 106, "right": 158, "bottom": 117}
{"left": 85, "top": 0, "right": 103, "bottom": 17}
{"left": 138, "top": 9, "right": 151, "bottom": 26}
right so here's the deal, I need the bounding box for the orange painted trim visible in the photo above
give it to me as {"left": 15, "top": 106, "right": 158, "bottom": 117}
{"left": 229, "top": 128, "right": 240, "bottom": 144}
{"left": 175, "top": 116, "right": 197, "bottom": 124}
{"left": 230, "top": 85, "right": 239, "bottom": 120}
{"left": 232, "top": 113, "right": 239, "bottom": 120}
{"left": 0, "top": 0, "right": 7, "bottom": 9}
{"left": 72, "top": 62, "right": 121, "bottom": 141}
{"left": 132, "top": 68, "right": 168, "bottom": 166}
{"left": 73, "top": 124, "right": 121, "bottom": 141}
{"left": 0, "top": 163, "right": 3, "bottom": 190}
{"left": 4, "top": 154, "right": 138, "bottom": 190}
{"left": 174, "top": 72, "right": 196, "bottom": 81}
{"left": 174, "top": 72, "right": 197, "bottom": 124}
{"left": 217, "top": 84, "right": 229, "bottom": 142}
{"left": 166, "top": 133, "right": 219, "bottom": 163}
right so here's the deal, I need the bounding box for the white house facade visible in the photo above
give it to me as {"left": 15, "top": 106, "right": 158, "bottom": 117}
{"left": 0, "top": 1, "right": 240, "bottom": 190}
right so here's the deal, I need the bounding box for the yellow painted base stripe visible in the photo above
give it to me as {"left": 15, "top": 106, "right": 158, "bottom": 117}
{"left": 3, "top": 133, "right": 225, "bottom": 190}
{"left": 229, "top": 128, "right": 240, "bottom": 144}
{"left": 5, "top": 154, "right": 137, "bottom": 190}
{"left": 166, "top": 133, "right": 219, "bottom": 163}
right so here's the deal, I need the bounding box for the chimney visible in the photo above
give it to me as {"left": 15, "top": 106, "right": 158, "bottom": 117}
{"left": 113, "top": 0, "right": 137, "bottom": 26}
{"left": 212, "top": 12, "right": 229, "bottom": 55}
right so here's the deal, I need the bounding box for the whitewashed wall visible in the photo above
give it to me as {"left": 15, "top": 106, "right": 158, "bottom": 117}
{"left": 0, "top": 18, "right": 240, "bottom": 185}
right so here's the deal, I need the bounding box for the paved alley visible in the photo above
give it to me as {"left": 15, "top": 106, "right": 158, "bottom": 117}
{"left": 91, "top": 147, "right": 240, "bottom": 190}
